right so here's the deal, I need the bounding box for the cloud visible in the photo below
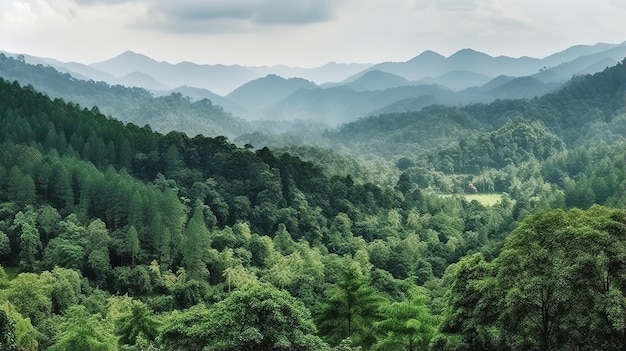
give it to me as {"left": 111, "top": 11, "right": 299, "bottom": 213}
{"left": 69, "top": 0, "right": 340, "bottom": 33}
{"left": 72, "top": 0, "right": 135, "bottom": 5}
{"left": 412, "top": 0, "right": 480, "bottom": 12}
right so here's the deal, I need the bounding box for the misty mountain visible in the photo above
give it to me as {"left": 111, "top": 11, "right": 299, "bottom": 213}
{"left": 457, "top": 75, "right": 561, "bottom": 101}
{"left": 90, "top": 50, "right": 259, "bottom": 95}
{"left": 251, "top": 62, "right": 373, "bottom": 84}
{"left": 348, "top": 42, "right": 626, "bottom": 84}
{"left": 343, "top": 70, "right": 412, "bottom": 91}
{"left": 482, "top": 76, "right": 562, "bottom": 99}
{"left": 117, "top": 71, "right": 169, "bottom": 90}
{"left": 89, "top": 51, "right": 370, "bottom": 96}
{"left": 541, "top": 41, "right": 625, "bottom": 66}
{"left": 354, "top": 48, "right": 541, "bottom": 81}
{"left": 533, "top": 46, "right": 626, "bottom": 83}
{"left": 476, "top": 75, "right": 516, "bottom": 90}
{"left": 226, "top": 74, "right": 318, "bottom": 111}
{"left": 151, "top": 85, "right": 248, "bottom": 117}
{"left": 261, "top": 84, "right": 454, "bottom": 125}
{"left": 327, "top": 57, "right": 626, "bottom": 158}
{"left": 365, "top": 95, "right": 440, "bottom": 116}
{"left": 0, "top": 54, "right": 253, "bottom": 139}
{"left": 418, "top": 70, "right": 493, "bottom": 91}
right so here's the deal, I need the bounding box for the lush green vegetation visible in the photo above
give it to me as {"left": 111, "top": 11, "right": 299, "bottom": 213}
{"left": 0, "top": 57, "right": 625, "bottom": 350}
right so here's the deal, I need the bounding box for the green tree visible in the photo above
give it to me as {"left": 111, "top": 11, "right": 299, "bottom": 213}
{"left": 49, "top": 305, "right": 116, "bottom": 351}
{"left": 127, "top": 225, "right": 140, "bottom": 266}
{"left": 85, "top": 219, "right": 111, "bottom": 286}
{"left": 4, "top": 272, "right": 54, "bottom": 327}
{"left": 437, "top": 253, "right": 501, "bottom": 351}
{"left": 0, "top": 302, "right": 40, "bottom": 351}
{"left": 13, "top": 211, "right": 42, "bottom": 272}
{"left": 0, "top": 309, "right": 16, "bottom": 350}
{"left": 181, "top": 206, "right": 211, "bottom": 280}
{"left": 50, "top": 267, "right": 82, "bottom": 315}
{"left": 0, "top": 230, "right": 11, "bottom": 257}
{"left": 318, "top": 261, "right": 384, "bottom": 347}
{"left": 160, "top": 283, "right": 328, "bottom": 351}
{"left": 6, "top": 166, "right": 36, "bottom": 206}
{"left": 374, "top": 287, "right": 437, "bottom": 351}
{"left": 115, "top": 300, "right": 160, "bottom": 348}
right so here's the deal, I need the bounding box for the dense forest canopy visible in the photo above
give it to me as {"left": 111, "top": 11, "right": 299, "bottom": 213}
{"left": 0, "top": 56, "right": 624, "bottom": 350}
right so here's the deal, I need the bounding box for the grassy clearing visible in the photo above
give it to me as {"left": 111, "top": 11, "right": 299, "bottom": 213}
{"left": 462, "top": 193, "right": 503, "bottom": 206}
{"left": 438, "top": 193, "right": 504, "bottom": 206}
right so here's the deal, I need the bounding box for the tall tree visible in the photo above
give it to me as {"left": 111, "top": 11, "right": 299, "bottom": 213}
{"left": 160, "top": 283, "right": 328, "bottom": 351}
{"left": 49, "top": 305, "right": 116, "bottom": 351}
{"left": 115, "top": 300, "right": 160, "bottom": 348}
{"left": 181, "top": 206, "right": 211, "bottom": 280}
{"left": 374, "top": 287, "right": 437, "bottom": 351}
{"left": 318, "top": 260, "right": 384, "bottom": 348}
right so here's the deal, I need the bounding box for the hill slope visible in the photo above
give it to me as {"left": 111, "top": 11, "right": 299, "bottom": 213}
{"left": 0, "top": 54, "right": 252, "bottom": 138}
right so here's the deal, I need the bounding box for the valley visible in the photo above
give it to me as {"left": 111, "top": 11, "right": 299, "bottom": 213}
{"left": 0, "top": 42, "right": 625, "bottom": 351}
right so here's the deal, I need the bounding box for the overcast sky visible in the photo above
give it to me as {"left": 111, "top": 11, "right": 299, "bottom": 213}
{"left": 2, "top": 0, "right": 626, "bottom": 67}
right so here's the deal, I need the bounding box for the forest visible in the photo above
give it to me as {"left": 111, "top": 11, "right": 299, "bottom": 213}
{"left": 0, "top": 56, "right": 625, "bottom": 350}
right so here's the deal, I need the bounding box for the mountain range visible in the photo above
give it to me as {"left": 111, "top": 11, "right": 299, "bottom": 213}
{"left": 2, "top": 41, "right": 626, "bottom": 128}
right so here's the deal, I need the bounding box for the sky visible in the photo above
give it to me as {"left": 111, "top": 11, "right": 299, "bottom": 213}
{"left": 1, "top": 0, "right": 626, "bottom": 67}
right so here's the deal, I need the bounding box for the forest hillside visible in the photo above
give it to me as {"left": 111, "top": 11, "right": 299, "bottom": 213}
{"left": 0, "top": 57, "right": 625, "bottom": 350}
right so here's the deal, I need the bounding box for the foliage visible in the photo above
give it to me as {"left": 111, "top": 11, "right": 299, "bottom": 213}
{"left": 318, "top": 260, "right": 384, "bottom": 348}
{"left": 0, "top": 53, "right": 625, "bottom": 351}
{"left": 374, "top": 287, "right": 437, "bottom": 351}
{"left": 437, "top": 206, "right": 626, "bottom": 351}
{"left": 49, "top": 305, "right": 117, "bottom": 351}
{"left": 161, "top": 283, "right": 328, "bottom": 351}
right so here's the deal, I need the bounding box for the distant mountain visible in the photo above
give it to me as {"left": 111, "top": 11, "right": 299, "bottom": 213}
{"left": 152, "top": 85, "right": 248, "bottom": 117}
{"left": 0, "top": 54, "right": 253, "bottom": 138}
{"left": 478, "top": 75, "right": 516, "bottom": 91}
{"left": 261, "top": 84, "right": 453, "bottom": 125}
{"left": 541, "top": 42, "right": 624, "bottom": 67}
{"left": 419, "top": 70, "right": 493, "bottom": 91}
{"left": 345, "top": 70, "right": 412, "bottom": 91}
{"left": 226, "top": 74, "right": 318, "bottom": 111}
{"left": 533, "top": 46, "right": 626, "bottom": 83}
{"left": 327, "top": 57, "right": 626, "bottom": 157}
{"left": 33, "top": 56, "right": 116, "bottom": 83}
{"left": 366, "top": 95, "right": 440, "bottom": 116}
{"left": 458, "top": 75, "right": 561, "bottom": 101}
{"left": 251, "top": 62, "right": 373, "bottom": 85}
{"left": 117, "top": 71, "right": 169, "bottom": 90}
{"left": 89, "top": 51, "right": 370, "bottom": 95}
{"left": 348, "top": 42, "right": 626, "bottom": 86}
{"left": 483, "top": 76, "right": 562, "bottom": 99}
{"left": 354, "top": 48, "right": 541, "bottom": 82}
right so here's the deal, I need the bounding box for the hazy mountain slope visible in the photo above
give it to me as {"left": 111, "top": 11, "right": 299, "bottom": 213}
{"left": 345, "top": 70, "right": 412, "bottom": 91}
{"left": 90, "top": 51, "right": 370, "bottom": 95}
{"left": 262, "top": 84, "right": 454, "bottom": 125}
{"left": 420, "top": 70, "right": 493, "bottom": 91}
{"left": 534, "top": 46, "right": 626, "bottom": 83}
{"left": 349, "top": 43, "right": 626, "bottom": 85}
{"left": 226, "top": 74, "right": 318, "bottom": 110}
{"left": 355, "top": 48, "right": 541, "bottom": 81}
{"left": 152, "top": 85, "right": 248, "bottom": 117}
{"left": 91, "top": 51, "right": 259, "bottom": 95}
{"left": 484, "top": 77, "right": 562, "bottom": 99}
{"left": 541, "top": 41, "right": 624, "bottom": 66}
{"left": 38, "top": 56, "right": 116, "bottom": 83}
{"left": 0, "top": 53, "right": 253, "bottom": 138}
{"left": 250, "top": 61, "right": 373, "bottom": 84}
{"left": 117, "top": 71, "right": 169, "bottom": 90}
{"left": 328, "top": 58, "right": 626, "bottom": 157}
